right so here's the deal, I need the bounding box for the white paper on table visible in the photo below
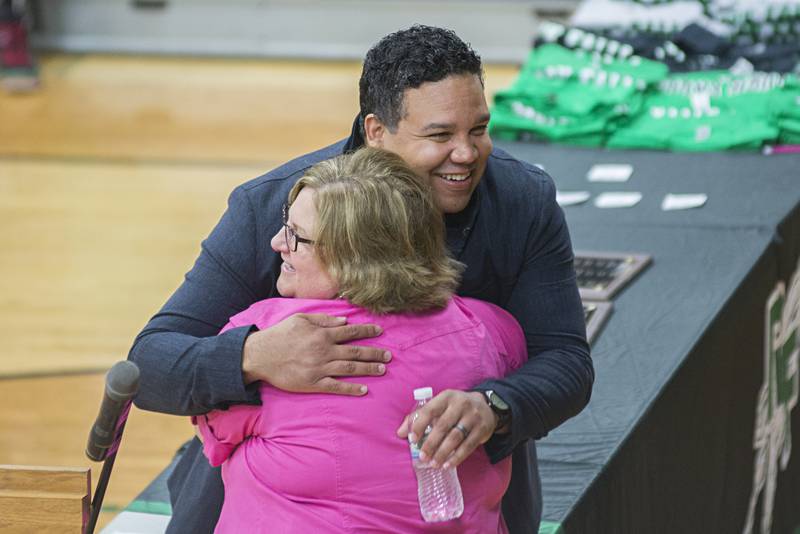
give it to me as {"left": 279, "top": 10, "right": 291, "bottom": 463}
{"left": 587, "top": 163, "right": 633, "bottom": 182}
{"left": 594, "top": 192, "right": 642, "bottom": 208}
{"left": 661, "top": 193, "right": 708, "bottom": 211}
{"left": 556, "top": 190, "right": 591, "bottom": 206}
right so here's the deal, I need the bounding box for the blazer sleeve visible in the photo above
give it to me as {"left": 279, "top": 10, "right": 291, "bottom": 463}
{"left": 474, "top": 171, "right": 594, "bottom": 463}
{"left": 128, "top": 186, "right": 266, "bottom": 416}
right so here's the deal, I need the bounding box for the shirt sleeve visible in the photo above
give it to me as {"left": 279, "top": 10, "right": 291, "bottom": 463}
{"left": 465, "top": 299, "right": 527, "bottom": 374}
{"left": 474, "top": 170, "right": 594, "bottom": 463}
{"left": 128, "top": 186, "right": 265, "bottom": 416}
{"left": 195, "top": 404, "right": 263, "bottom": 467}
{"left": 493, "top": 313, "right": 527, "bottom": 375}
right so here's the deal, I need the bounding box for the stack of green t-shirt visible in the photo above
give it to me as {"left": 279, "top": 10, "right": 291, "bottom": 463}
{"left": 491, "top": 45, "right": 800, "bottom": 150}
{"left": 775, "top": 75, "right": 800, "bottom": 144}
{"left": 606, "top": 70, "right": 800, "bottom": 150}
{"left": 490, "top": 44, "right": 669, "bottom": 146}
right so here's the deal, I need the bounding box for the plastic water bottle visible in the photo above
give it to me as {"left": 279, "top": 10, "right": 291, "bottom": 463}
{"left": 408, "top": 387, "right": 464, "bottom": 522}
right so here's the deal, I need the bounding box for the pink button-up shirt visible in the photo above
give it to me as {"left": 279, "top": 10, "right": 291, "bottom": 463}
{"left": 196, "top": 296, "right": 525, "bottom": 533}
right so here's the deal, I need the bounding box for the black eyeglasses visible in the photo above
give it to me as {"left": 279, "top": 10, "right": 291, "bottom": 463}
{"left": 282, "top": 203, "right": 315, "bottom": 252}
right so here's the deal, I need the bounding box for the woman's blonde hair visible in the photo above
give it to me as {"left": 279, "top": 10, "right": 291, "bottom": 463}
{"left": 287, "top": 147, "right": 463, "bottom": 314}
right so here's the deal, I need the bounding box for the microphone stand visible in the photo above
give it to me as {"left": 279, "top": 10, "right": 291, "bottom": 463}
{"left": 85, "top": 399, "right": 133, "bottom": 534}
{"left": 86, "top": 451, "right": 119, "bottom": 534}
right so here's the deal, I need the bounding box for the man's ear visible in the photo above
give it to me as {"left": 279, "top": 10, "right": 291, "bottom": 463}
{"left": 363, "top": 114, "right": 386, "bottom": 148}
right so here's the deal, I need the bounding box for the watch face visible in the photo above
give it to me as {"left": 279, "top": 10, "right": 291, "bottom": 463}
{"left": 487, "top": 390, "right": 509, "bottom": 412}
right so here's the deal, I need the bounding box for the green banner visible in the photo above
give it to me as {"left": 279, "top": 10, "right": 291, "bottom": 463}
{"left": 539, "top": 520, "right": 565, "bottom": 534}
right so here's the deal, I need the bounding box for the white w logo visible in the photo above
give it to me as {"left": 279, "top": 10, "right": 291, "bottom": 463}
{"left": 743, "top": 259, "right": 800, "bottom": 534}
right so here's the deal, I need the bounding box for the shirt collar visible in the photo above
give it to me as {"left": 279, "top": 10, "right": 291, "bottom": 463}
{"left": 344, "top": 115, "right": 366, "bottom": 153}
{"left": 444, "top": 180, "right": 481, "bottom": 257}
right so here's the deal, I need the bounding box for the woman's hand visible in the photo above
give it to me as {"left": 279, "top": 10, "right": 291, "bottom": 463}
{"left": 241, "top": 313, "right": 391, "bottom": 395}
{"left": 396, "top": 390, "right": 502, "bottom": 469}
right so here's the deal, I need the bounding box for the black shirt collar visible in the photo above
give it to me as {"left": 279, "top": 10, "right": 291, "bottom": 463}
{"left": 444, "top": 187, "right": 480, "bottom": 258}
{"left": 344, "top": 115, "right": 366, "bottom": 153}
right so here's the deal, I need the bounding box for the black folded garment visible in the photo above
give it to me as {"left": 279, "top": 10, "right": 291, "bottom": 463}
{"left": 673, "top": 22, "right": 731, "bottom": 56}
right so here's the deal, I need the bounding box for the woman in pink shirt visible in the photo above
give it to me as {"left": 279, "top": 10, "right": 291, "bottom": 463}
{"left": 195, "top": 148, "right": 526, "bottom": 533}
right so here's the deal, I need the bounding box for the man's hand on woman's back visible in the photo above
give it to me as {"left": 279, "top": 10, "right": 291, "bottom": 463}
{"left": 241, "top": 313, "right": 391, "bottom": 396}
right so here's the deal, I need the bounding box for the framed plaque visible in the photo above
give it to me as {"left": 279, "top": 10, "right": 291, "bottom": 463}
{"left": 583, "top": 300, "right": 612, "bottom": 346}
{"left": 575, "top": 251, "right": 652, "bottom": 300}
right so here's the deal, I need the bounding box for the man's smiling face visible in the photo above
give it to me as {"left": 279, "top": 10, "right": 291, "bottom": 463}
{"left": 365, "top": 73, "right": 492, "bottom": 214}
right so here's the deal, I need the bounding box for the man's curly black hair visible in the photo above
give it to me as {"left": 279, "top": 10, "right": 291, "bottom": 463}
{"left": 359, "top": 25, "right": 483, "bottom": 133}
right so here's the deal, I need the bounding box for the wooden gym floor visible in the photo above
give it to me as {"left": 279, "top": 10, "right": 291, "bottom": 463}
{"left": 0, "top": 53, "right": 517, "bottom": 528}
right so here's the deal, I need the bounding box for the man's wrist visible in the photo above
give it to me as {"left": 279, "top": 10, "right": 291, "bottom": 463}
{"left": 494, "top": 416, "right": 510, "bottom": 435}
{"left": 480, "top": 389, "right": 512, "bottom": 435}
{"left": 241, "top": 329, "right": 263, "bottom": 385}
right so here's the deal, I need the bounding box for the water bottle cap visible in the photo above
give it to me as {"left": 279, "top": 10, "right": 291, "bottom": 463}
{"left": 413, "top": 387, "right": 433, "bottom": 400}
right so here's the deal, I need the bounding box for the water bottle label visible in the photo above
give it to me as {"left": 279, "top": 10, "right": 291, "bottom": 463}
{"left": 410, "top": 441, "right": 422, "bottom": 460}
{"left": 408, "top": 426, "right": 432, "bottom": 461}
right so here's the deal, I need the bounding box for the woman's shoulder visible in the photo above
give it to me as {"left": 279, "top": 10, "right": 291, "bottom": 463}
{"left": 451, "top": 297, "right": 526, "bottom": 363}
{"left": 452, "top": 296, "right": 518, "bottom": 328}
{"left": 225, "top": 298, "right": 364, "bottom": 331}
{"left": 224, "top": 297, "right": 524, "bottom": 354}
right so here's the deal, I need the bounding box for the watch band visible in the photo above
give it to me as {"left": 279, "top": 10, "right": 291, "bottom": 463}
{"left": 482, "top": 389, "right": 511, "bottom": 431}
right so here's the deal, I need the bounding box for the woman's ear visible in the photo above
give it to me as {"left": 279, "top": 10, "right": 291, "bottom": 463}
{"left": 363, "top": 114, "right": 385, "bottom": 148}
